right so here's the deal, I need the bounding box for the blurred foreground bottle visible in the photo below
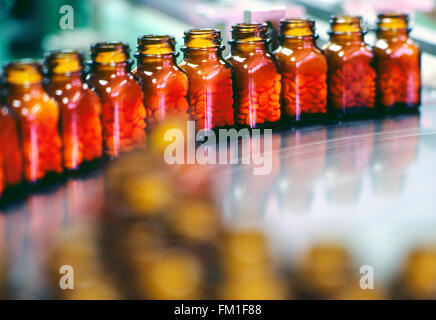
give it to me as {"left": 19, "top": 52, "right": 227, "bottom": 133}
{"left": 87, "top": 42, "right": 146, "bottom": 158}
{"left": 45, "top": 50, "right": 103, "bottom": 173}
{"left": 0, "top": 99, "right": 23, "bottom": 202}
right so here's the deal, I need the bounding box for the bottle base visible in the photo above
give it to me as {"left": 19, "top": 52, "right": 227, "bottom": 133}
{"left": 378, "top": 102, "right": 420, "bottom": 115}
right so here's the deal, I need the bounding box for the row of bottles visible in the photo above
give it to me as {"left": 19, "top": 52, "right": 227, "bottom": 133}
{"left": 0, "top": 13, "right": 421, "bottom": 200}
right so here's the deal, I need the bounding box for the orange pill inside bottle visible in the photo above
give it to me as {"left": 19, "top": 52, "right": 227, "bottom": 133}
{"left": 87, "top": 42, "right": 147, "bottom": 158}
{"left": 274, "top": 19, "right": 328, "bottom": 124}
{"left": 324, "top": 16, "right": 376, "bottom": 119}
{"left": 45, "top": 50, "right": 103, "bottom": 172}
{"left": 3, "top": 61, "right": 62, "bottom": 185}
{"left": 227, "top": 23, "right": 281, "bottom": 128}
{"left": 179, "top": 29, "right": 234, "bottom": 131}
{"left": 374, "top": 13, "right": 421, "bottom": 114}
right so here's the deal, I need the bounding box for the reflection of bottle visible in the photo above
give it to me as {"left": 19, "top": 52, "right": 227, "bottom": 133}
{"left": 325, "top": 123, "right": 375, "bottom": 204}
{"left": 87, "top": 42, "right": 146, "bottom": 158}
{"left": 227, "top": 24, "right": 281, "bottom": 128}
{"left": 274, "top": 19, "right": 327, "bottom": 124}
{"left": 179, "top": 29, "right": 234, "bottom": 131}
{"left": 280, "top": 129, "right": 326, "bottom": 212}
{"left": 374, "top": 14, "right": 421, "bottom": 114}
{"left": 325, "top": 16, "right": 375, "bottom": 119}
{"left": 45, "top": 50, "right": 103, "bottom": 173}
{"left": 134, "top": 35, "right": 189, "bottom": 127}
{"left": 3, "top": 61, "right": 62, "bottom": 185}
{"left": 371, "top": 117, "right": 419, "bottom": 196}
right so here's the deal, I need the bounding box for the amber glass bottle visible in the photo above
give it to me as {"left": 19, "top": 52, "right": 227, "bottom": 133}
{"left": 227, "top": 23, "right": 281, "bottom": 128}
{"left": 45, "top": 50, "right": 103, "bottom": 172}
{"left": 179, "top": 29, "right": 234, "bottom": 131}
{"left": 87, "top": 42, "right": 146, "bottom": 158}
{"left": 3, "top": 61, "right": 62, "bottom": 184}
{"left": 134, "top": 35, "right": 189, "bottom": 127}
{"left": 374, "top": 13, "right": 421, "bottom": 114}
{"left": 325, "top": 16, "right": 376, "bottom": 119}
{"left": 0, "top": 102, "right": 23, "bottom": 199}
{"left": 274, "top": 19, "right": 328, "bottom": 123}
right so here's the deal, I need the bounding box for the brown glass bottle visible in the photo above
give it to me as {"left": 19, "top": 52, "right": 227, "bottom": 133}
{"left": 274, "top": 19, "right": 328, "bottom": 123}
{"left": 227, "top": 23, "right": 281, "bottom": 128}
{"left": 134, "top": 35, "right": 189, "bottom": 127}
{"left": 179, "top": 29, "right": 234, "bottom": 131}
{"left": 87, "top": 42, "right": 146, "bottom": 158}
{"left": 373, "top": 13, "right": 421, "bottom": 114}
{"left": 45, "top": 50, "right": 103, "bottom": 172}
{"left": 0, "top": 102, "right": 23, "bottom": 200}
{"left": 3, "top": 61, "right": 62, "bottom": 184}
{"left": 325, "top": 16, "right": 376, "bottom": 119}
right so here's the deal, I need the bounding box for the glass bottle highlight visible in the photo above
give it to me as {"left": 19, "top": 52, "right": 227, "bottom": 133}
{"left": 274, "top": 19, "right": 328, "bottom": 123}
{"left": 227, "top": 23, "right": 281, "bottom": 128}
{"left": 45, "top": 50, "right": 103, "bottom": 172}
{"left": 179, "top": 29, "right": 234, "bottom": 131}
{"left": 87, "top": 42, "right": 146, "bottom": 158}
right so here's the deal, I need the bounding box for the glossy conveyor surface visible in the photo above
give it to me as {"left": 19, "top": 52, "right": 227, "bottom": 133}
{"left": 1, "top": 90, "right": 436, "bottom": 298}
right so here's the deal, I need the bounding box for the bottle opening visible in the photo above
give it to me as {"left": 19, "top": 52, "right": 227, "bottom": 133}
{"left": 231, "top": 23, "right": 268, "bottom": 42}
{"left": 280, "top": 18, "right": 315, "bottom": 38}
{"left": 183, "top": 29, "right": 222, "bottom": 49}
{"left": 4, "top": 60, "right": 43, "bottom": 85}
{"left": 329, "top": 15, "right": 363, "bottom": 34}
{"left": 377, "top": 13, "right": 409, "bottom": 31}
{"left": 136, "top": 35, "right": 176, "bottom": 56}
{"left": 91, "top": 41, "right": 130, "bottom": 64}
{"left": 44, "top": 50, "right": 83, "bottom": 75}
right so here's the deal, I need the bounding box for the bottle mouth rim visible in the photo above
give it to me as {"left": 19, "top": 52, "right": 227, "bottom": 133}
{"left": 137, "top": 34, "right": 175, "bottom": 44}
{"left": 377, "top": 12, "right": 409, "bottom": 20}
{"left": 91, "top": 41, "right": 130, "bottom": 53}
{"left": 44, "top": 49, "right": 85, "bottom": 63}
{"left": 184, "top": 28, "right": 221, "bottom": 36}
{"left": 4, "top": 59, "right": 41, "bottom": 70}
{"left": 280, "top": 18, "right": 315, "bottom": 25}
{"left": 329, "top": 15, "right": 362, "bottom": 24}
{"left": 231, "top": 22, "right": 268, "bottom": 30}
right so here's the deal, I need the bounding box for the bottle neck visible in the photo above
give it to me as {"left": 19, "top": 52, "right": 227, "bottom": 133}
{"left": 281, "top": 36, "right": 316, "bottom": 48}
{"left": 7, "top": 82, "right": 44, "bottom": 95}
{"left": 92, "top": 61, "right": 130, "bottom": 75}
{"left": 137, "top": 53, "right": 177, "bottom": 68}
{"left": 377, "top": 29, "right": 409, "bottom": 41}
{"left": 183, "top": 47, "right": 222, "bottom": 61}
{"left": 50, "top": 72, "right": 83, "bottom": 86}
{"left": 231, "top": 41, "right": 268, "bottom": 55}
{"left": 329, "top": 32, "right": 364, "bottom": 44}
